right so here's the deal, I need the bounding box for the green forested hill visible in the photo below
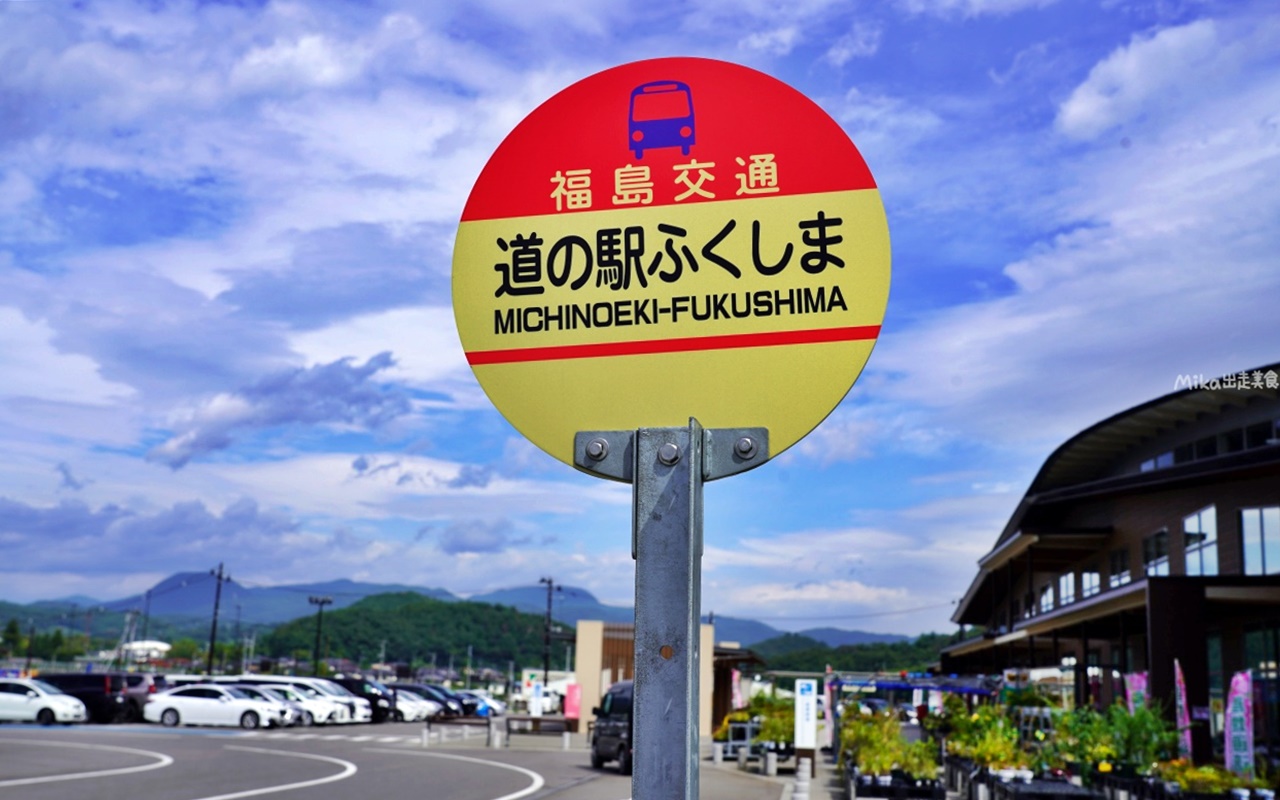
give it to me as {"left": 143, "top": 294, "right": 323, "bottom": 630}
{"left": 751, "top": 632, "right": 827, "bottom": 659}
{"left": 261, "top": 592, "right": 565, "bottom": 670}
{"left": 753, "top": 632, "right": 955, "bottom": 674}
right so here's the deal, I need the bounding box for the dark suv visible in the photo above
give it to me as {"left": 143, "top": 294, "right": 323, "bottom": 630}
{"left": 590, "top": 680, "right": 633, "bottom": 775}
{"left": 36, "top": 672, "right": 131, "bottom": 723}
{"left": 329, "top": 676, "right": 396, "bottom": 724}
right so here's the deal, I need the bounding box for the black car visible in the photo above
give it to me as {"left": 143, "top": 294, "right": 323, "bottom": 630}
{"left": 36, "top": 672, "right": 132, "bottom": 723}
{"left": 328, "top": 676, "right": 396, "bottom": 724}
{"left": 430, "top": 684, "right": 480, "bottom": 716}
{"left": 590, "top": 680, "right": 633, "bottom": 775}
{"left": 387, "top": 683, "right": 464, "bottom": 717}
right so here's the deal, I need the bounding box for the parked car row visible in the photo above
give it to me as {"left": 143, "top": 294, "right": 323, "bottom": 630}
{"left": 1, "top": 671, "right": 507, "bottom": 729}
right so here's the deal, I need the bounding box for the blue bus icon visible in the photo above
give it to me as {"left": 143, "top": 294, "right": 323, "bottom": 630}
{"left": 629, "top": 81, "right": 695, "bottom": 159}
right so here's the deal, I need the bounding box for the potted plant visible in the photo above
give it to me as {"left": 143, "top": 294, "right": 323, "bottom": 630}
{"left": 1108, "top": 702, "right": 1177, "bottom": 777}
{"left": 1155, "top": 759, "right": 1252, "bottom": 800}
{"left": 1042, "top": 707, "right": 1117, "bottom": 785}
{"left": 841, "top": 708, "right": 944, "bottom": 799}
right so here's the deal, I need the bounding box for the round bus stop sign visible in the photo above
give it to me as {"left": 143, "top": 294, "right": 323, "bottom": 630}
{"left": 453, "top": 57, "right": 890, "bottom": 470}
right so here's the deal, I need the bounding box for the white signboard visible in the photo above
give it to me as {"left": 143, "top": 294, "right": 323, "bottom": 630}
{"left": 795, "top": 679, "right": 817, "bottom": 749}
{"left": 531, "top": 681, "right": 544, "bottom": 718}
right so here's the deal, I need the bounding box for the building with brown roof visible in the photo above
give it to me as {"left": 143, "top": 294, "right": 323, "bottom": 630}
{"left": 942, "top": 365, "right": 1280, "bottom": 762}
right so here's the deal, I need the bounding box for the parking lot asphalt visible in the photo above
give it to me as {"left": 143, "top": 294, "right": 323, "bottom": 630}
{"left": 419, "top": 725, "right": 843, "bottom": 799}
{"left": 0, "top": 720, "right": 847, "bottom": 800}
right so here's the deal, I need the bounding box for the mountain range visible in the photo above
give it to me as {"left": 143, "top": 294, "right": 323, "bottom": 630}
{"left": 27, "top": 573, "right": 907, "bottom": 649}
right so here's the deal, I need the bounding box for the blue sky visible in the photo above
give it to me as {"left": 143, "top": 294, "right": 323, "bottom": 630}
{"left": 1, "top": 0, "right": 1277, "bottom": 636}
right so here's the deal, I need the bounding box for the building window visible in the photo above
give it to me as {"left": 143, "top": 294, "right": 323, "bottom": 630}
{"left": 1184, "top": 506, "right": 1218, "bottom": 576}
{"left": 1242, "top": 507, "right": 1280, "bottom": 575}
{"left": 1109, "top": 549, "right": 1131, "bottom": 588}
{"left": 1144, "top": 530, "right": 1170, "bottom": 576}
{"left": 1245, "top": 421, "right": 1277, "bottom": 449}
{"left": 1023, "top": 592, "right": 1035, "bottom": 620}
{"left": 1058, "top": 573, "right": 1076, "bottom": 605}
{"left": 1194, "top": 436, "right": 1218, "bottom": 459}
{"left": 1081, "top": 566, "right": 1101, "bottom": 598}
{"left": 1222, "top": 429, "right": 1244, "bottom": 454}
{"left": 1039, "top": 584, "right": 1054, "bottom": 614}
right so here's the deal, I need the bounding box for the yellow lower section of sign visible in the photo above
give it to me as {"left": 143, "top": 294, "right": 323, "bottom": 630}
{"left": 472, "top": 337, "right": 878, "bottom": 468}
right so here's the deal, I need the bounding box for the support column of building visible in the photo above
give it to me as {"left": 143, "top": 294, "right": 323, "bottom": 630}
{"left": 1075, "top": 624, "right": 1089, "bottom": 709}
{"left": 1146, "top": 578, "right": 1211, "bottom": 762}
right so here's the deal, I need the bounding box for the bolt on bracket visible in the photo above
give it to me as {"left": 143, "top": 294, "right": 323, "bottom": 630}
{"left": 573, "top": 424, "right": 769, "bottom": 483}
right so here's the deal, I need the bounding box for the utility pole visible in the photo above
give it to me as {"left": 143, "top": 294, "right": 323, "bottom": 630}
{"left": 308, "top": 596, "right": 332, "bottom": 677}
{"left": 23, "top": 619, "right": 35, "bottom": 676}
{"left": 141, "top": 589, "right": 152, "bottom": 641}
{"left": 539, "top": 577, "right": 560, "bottom": 686}
{"left": 206, "top": 563, "right": 231, "bottom": 676}
{"left": 466, "top": 644, "right": 473, "bottom": 690}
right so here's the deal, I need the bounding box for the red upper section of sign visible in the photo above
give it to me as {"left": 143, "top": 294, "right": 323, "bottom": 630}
{"left": 460, "top": 57, "right": 878, "bottom": 222}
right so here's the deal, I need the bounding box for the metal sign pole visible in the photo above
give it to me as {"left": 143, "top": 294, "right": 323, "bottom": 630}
{"left": 632, "top": 420, "right": 702, "bottom": 799}
{"left": 576, "top": 419, "right": 767, "bottom": 800}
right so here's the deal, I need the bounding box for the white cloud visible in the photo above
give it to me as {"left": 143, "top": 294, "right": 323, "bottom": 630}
{"left": 826, "top": 21, "right": 884, "bottom": 65}
{"left": 203, "top": 451, "right": 628, "bottom": 522}
{"left": 739, "top": 26, "right": 802, "bottom": 55}
{"left": 897, "top": 0, "right": 1058, "bottom": 18}
{"left": 729, "top": 579, "right": 908, "bottom": 606}
{"left": 0, "top": 308, "right": 135, "bottom": 405}
{"left": 232, "top": 34, "right": 369, "bottom": 91}
{"left": 835, "top": 87, "right": 943, "bottom": 155}
{"left": 786, "top": 403, "right": 954, "bottom": 465}
{"left": 1056, "top": 20, "right": 1222, "bottom": 140}
{"left": 866, "top": 12, "right": 1280, "bottom": 449}
{"left": 289, "top": 306, "right": 471, "bottom": 390}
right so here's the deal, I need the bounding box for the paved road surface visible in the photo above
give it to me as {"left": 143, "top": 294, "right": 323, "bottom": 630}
{"left": 0, "top": 721, "right": 810, "bottom": 799}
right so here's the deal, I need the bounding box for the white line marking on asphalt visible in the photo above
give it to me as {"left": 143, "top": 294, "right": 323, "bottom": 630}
{"left": 365, "top": 748, "right": 544, "bottom": 800}
{"left": 183, "top": 746, "right": 357, "bottom": 800}
{"left": 0, "top": 738, "right": 174, "bottom": 787}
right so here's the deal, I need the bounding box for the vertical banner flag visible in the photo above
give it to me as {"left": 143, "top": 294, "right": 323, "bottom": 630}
{"left": 822, "top": 679, "right": 834, "bottom": 749}
{"left": 565, "top": 683, "right": 582, "bottom": 720}
{"left": 1174, "top": 659, "right": 1192, "bottom": 758}
{"left": 1225, "top": 670, "right": 1255, "bottom": 779}
{"left": 795, "top": 678, "right": 817, "bottom": 749}
{"left": 731, "top": 668, "right": 743, "bottom": 710}
{"left": 1124, "top": 672, "right": 1149, "bottom": 713}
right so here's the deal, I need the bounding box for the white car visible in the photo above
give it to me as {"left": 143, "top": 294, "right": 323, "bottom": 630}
{"left": 0, "top": 678, "right": 88, "bottom": 725}
{"left": 229, "top": 675, "right": 371, "bottom": 721}
{"left": 227, "top": 684, "right": 297, "bottom": 727}
{"left": 144, "top": 684, "right": 287, "bottom": 729}
{"left": 256, "top": 684, "right": 342, "bottom": 726}
{"left": 391, "top": 689, "right": 440, "bottom": 722}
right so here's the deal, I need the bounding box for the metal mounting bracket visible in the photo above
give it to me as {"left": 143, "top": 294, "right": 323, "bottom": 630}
{"left": 573, "top": 425, "right": 769, "bottom": 483}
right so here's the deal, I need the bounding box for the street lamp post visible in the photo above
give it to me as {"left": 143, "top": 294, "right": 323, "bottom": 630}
{"left": 309, "top": 596, "right": 333, "bottom": 676}
{"left": 538, "top": 577, "right": 561, "bottom": 687}
{"left": 23, "top": 619, "right": 35, "bottom": 676}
